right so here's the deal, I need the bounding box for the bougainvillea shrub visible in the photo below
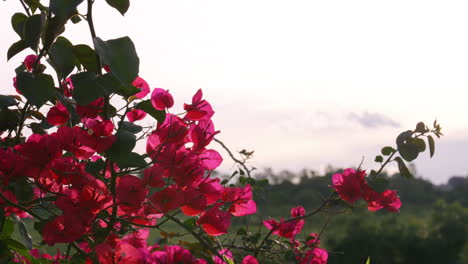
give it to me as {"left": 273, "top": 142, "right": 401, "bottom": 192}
{"left": 0, "top": 1, "right": 442, "bottom": 263}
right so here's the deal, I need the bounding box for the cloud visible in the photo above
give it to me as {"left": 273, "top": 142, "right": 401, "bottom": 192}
{"left": 347, "top": 111, "right": 400, "bottom": 128}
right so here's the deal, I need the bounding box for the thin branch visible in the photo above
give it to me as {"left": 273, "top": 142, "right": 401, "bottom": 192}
{"left": 214, "top": 138, "right": 252, "bottom": 179}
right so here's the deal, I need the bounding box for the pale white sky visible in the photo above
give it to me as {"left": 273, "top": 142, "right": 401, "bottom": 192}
{"left": 1, "top": 0, "right": 468, "bottom": 183}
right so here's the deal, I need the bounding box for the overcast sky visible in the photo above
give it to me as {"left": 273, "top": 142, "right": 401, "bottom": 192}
{"left": 1, "top": 0, "right": 467, "bottom": 184}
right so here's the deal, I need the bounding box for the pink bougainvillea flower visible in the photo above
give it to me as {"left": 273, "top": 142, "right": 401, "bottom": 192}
{"left": 242, "top": 255, "right": 259, "bottom": 264}
{"left": 62, "top": 77, "right": 74, "bottom": 97}
{"left": 76, "top": 97, "right": 105, "bottom": 118}
{"left": 132, "top": 76, "right": 151, "bottom": 99}
{"left": 24, "top": 54, "right": 39, "bottom": 71}
{"left": 298, "top": 247, "right": 328, "bottom": 264}
{"left": 263, "top": 206, "right": 306, "bottom": 239}
{"left": 149, "top": 185, "right": 184, "bottom": 214}
{"left": 47, "top": 102, "right": 70, "bottom": 126}
{"left": 188, "top": 119, "right": 220, "bottom": 151}
{"left": 366, "top": 189, "right": 402, "bottom": 212}
{"left": 198, "top": 204, "right": 231, "bottom": 236}
{"left": 143, "top": 165, "right": 165, "bottom": 188}
{"left": 151, "top": 88, "right": 174, "bottom": 110}
{"left": 180, "top": 189, "right": 207, "bottom": 216}
{"left": 13, "top": 77, "right": 21, "bottom": 94}
{"left": 331, "top": 168, "right": 367, "bottom": 203}
{"left": 183, "top": 89, "right": 214, "bottom": 121}
{"left": 116, "top": 175, "right": 148, "bottom": 210}
{"left": 223, "top": 184, "right": 256, "bottom": 216}
{"left": 213, "top": 249, "right": 233, "bottom": 264}
{"left": 126, "top": 109, "right": 147, "bottom": 123}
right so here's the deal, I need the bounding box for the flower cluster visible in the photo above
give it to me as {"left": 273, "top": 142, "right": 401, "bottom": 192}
{"left": 332, "top": 168, "right": 402, "bottom": 212}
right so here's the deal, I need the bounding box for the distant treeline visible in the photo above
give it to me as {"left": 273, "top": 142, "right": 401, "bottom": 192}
{"left": 246, "top": 167, "right": 468, "bottom": 264}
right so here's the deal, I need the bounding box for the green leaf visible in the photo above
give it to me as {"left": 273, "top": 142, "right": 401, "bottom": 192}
{"left": 6, "top": 238, "right": 40, "bottom": 264}
{"left": 97, "top": 74, "right": 120, "bottom": 94}
{"left": 50, "top": 0, "right": 84, "bottom": 20}
{"left": 11, "top": 177, "right": 34, "bottom": 203}
{"left": 16, "top": 72, "right": 55, "bottom": 107}
{"left": 414, "top": 122, "right": 427, "bottom": 133}
{"left": 119, "top": 121, "right": 143, "bottom": 134}
{"left": 374, "top": 155, "right": 383, "bottom": 163}
{"left": 72, "top": 44, "right": 99, "bottom": 74}
{"left": 366, "top": 256, "right": 371, "bottom": 264}
{"left": 0, "top": 217, "right": 15, "bottom": 240}
{"left": 114, "top": 152, "right": 147, "bottom": 168}
{"left": 0, "top": 109, "right": 20, "bottom": 131}
{"left": 43, "top": 16, "right": 66, "bottom": 50}
{"left": 11, "top": 13, "right": 28, "bottom": 37}
{"left": 85, "top": 158, "right": 105, "bottom": 175}
{"left": 0, "top": 95, "right": 17, "bottom": 108}
{"left": 367, "top": 177, "right": 389, "bottom": 193}
{"left": 105, "top": 0, "right": 130, "bottom": 15}
{"left": 183, "top": 218, "right": 197, "bottom": 229}
{"left": 94, "top": 36, "right": 139, "bottom": 84}
{"left": 411, "top": 138, "right": 426, "bottom": 152}
{"left": 381, "top": 146, "right": 395, "bottom": 156}
{"left": 12, "top": 215, "right": 32, "bottom": 250}
{"left": 394, "top": 157, "right": 413, "bottom": 179}
{"left": 106, "top": 131, "right": 136, "bottom": 161}
{"left": 398, "top": 142, "right": 419, "bottom": 162}
{"left": 428, "top": 135, "right": 435, "bottom": 158}
{"left": 7, "top": 40, "right": 28, "bottom": 61}
{"left": 23, "top": 14, "right": 42, "bottom": 51}
{"left": 396, "top": 130, "right": 413, "bottom": 146}
{"left": 135, "top": 100, "right": 166, "bottom": 124}
{"left": 71, "top": 72, "right": 105, "bottom": 105}
{"left": 48, "top": 37, "right": 76, "bottom": 79}
{"left": 118, "top": 83, "right": 140, "bottom": 97}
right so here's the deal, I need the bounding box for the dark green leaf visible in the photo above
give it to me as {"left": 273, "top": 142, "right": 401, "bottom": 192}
{"left": 374, "top": 155, "right": 383, "bottom": 163}
{"left": 106, "top": 131, "right": 136, "bottom": 161}
{"left": 105, "top": 0, "right": 130, "bottom": 15}
{"left": 70, "top": 72, "right": 105, "bottom": 105}
{"left": 12, "top": 215, "right": 32, "bottom": 250}
{"left": 30, "top": 123, "right": 46, "bottom": 135}
{"left": 72, "top": 44, "right": 99, "bottom": 74}
{"left": 85, "top": 158, "right": 105, "bottom": 175}
{"left": 43, "top": 16, "right": 66, "bottom": 50}
{"left": 428, "top": 135, "right": 435, "bottom": 158}
{"left": 381, "top": 146, "right": 395, "bottom": 156}
{"left": 135, "top": 100, "right": 166, "bottom": 124}
{"left": 94, "top": 36, "right": 139, "bottom": 84}
{"left": 394, "top": 157, "right": 413, "bottom": 178}
{"left": 396, "top": 130, "right": 413, "bottom": 146}
{"left": 7, "top": 40, "right": 28, "bottom": 61}
{"left": 114, "top": 152, "right": 147, "bottom": 168}
{"left": 11, "top": 177, "right": 34, "bottom": 202}
{"left": 70, "top": 15, "right": 82, "bottom": 24}
{"left": 11, "top": 13, "right": 28, "bottom": 37}
{"left": 23, "top": 14, "right": 42, "bottom": 51}
{"left": 119, "top": 121, "right": 143, "bottom": 134}
{"left": 118, "top": 83, "right": 140, "bottom": 97}
{"left": 48, "top": 36, "right": 76, "bottom": 79}
{"left": 0, "top": 109, "right": 20, "bottom": 131}
{"left": 50, "top": 0, "right": 84, "bottom": 20}
{"left": 411, "top": 138, "right": 426, "bottom": 152}
{"left": 15, "top": 64, "right": 26, "bottom": 75}
{"left": 0, "top": 217, "right": 15, "bottom": 240}
{"left": 398, "top": 142, "right": 419, "bottom": 162}
{"left": 183, "top": 218, "right": 197, "bottom": 229}
{"left": 414, "top": 122, "right": 427, "bottom": 133}
{"left": 96, "top": 73, "right": 121, "bottom": 95}
{"left": 6, "top": 238, "right": 41, "bottom": 264}
{"left": 0, "top": 95, "right": 17, "bottom": 108}
{"left": 16, "top": 72, "right": 55, "bottom": 107}
{"left": 367, "top": 177, "right": 389, "bottom": 193}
